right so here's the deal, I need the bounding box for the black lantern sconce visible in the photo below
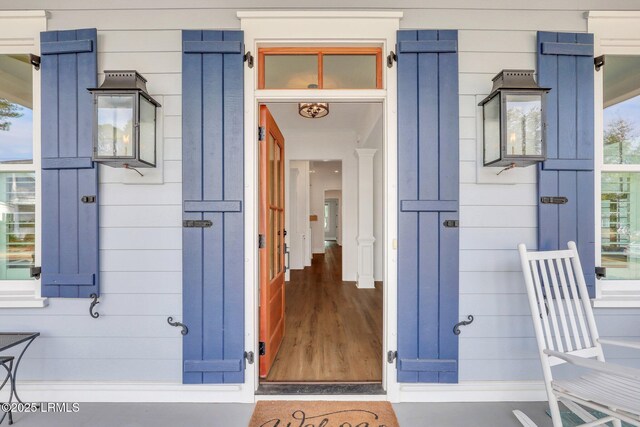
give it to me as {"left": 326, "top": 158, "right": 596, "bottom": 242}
{"left": 88, "top": 71, "right": 161, "bottom": 169}
{"left": 479, "top": 70, "right": 550, "bottom": 167}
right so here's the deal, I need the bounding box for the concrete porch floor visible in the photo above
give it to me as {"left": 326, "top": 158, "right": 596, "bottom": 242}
{"left": 5, "top": 401, "right": 554, "bottom": 426}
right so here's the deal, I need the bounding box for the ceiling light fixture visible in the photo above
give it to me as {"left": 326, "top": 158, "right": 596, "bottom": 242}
{"left": 298, "top": 102, "right": 329, "bottom": 119}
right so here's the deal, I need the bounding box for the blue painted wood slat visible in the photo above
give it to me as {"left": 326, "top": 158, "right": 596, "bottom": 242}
{"left": 182, "top": 30, "right": 244, "bottom": 385}
{"left": 40, "top": 29, "right": 98, "bottom": 298}
{"left": 397, "top": 29, "right": 460, "bottom": 384}
{"left": 537, "top": 31, "right": 595, "bottom": 296}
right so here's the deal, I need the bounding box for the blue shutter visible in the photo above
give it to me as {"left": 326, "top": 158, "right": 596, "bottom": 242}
{"left": 40, "top": 29, "right": 99, "bottom": 298}
{"left": 397, "top": 30, "right": 460, "bottom": 383}
{"left": 181, "top": 30, "right": 245, "bottom": 384}
{"left": 537, "top": 32, "right": 595, "bottom": 296}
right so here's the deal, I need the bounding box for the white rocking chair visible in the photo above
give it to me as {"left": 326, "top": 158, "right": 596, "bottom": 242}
{"left": 515, "top": 241, "right": 640, "bottom": 427}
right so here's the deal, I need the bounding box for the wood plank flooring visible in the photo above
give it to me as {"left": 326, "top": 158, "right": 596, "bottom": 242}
{"left": 263, "top": 241, "right": 383, "bottom": 383}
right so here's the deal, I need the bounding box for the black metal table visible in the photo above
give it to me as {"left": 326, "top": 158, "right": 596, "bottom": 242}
{"left": 0, "top": 333, "right": 39, "bottom": 425}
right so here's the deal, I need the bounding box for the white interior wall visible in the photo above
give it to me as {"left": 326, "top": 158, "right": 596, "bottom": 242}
{"left": 309, "top": 162, "right": 342, "bottom": 254}
{"left": 0, "top": 1, "right": 637, "bottom": 386}
{"left": 325, "top": 189, "right": 342, "bottom": 245}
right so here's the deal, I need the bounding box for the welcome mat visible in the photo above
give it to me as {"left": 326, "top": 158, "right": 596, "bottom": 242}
{"left": 249, "top": 401, "right": 400, "bottom": 427}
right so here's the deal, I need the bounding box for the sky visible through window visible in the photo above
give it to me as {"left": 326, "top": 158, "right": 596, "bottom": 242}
{"left": 0, "top": 105, "right": 33, "bottom": 163}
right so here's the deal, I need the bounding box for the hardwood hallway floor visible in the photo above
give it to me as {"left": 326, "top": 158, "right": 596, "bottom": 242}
{"left": 263, "top": 241, "right": 383, "bottom": 383}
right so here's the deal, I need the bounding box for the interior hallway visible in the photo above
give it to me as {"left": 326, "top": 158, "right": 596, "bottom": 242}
{"left": 264, "top": 241, "right": 383, "bottom": 382}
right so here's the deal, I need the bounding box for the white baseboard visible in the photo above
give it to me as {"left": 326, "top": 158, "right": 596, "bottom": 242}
{"left": 7, "top": 382, "right": 254, "bottom": 403}
{"left": 394, "top": 381, "right": 547, "bottom": 403}
{"left": 5, "top": 381, "right": 547, "bottom": 403}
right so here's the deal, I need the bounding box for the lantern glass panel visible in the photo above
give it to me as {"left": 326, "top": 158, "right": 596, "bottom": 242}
{"left": 504, "top": 93, "right": 543, "bottom": 157}
{"left": 96, "top": 94, "right": 135, "bottom": 158}
{"left": 139, "top": 95, "right": 156, "bottom": 165}
{"left": 483, "top": 94, "right": 501, "bottom": 164}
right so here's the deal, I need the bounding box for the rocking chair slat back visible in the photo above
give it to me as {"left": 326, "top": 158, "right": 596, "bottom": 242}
{"left": 519, "top": 242, "right": 603, "bottom": 362}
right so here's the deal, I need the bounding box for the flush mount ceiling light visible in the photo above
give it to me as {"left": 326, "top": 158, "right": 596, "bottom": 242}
{"left": 298, "top": 102, "right": 329, "bottom": 119}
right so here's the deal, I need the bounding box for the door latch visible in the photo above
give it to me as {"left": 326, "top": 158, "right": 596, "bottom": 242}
{"left": 387, "top": 351, "right": 397, "bottom": 364}
{"left": 244, "top": 351, "right": 255, "bottom": 365}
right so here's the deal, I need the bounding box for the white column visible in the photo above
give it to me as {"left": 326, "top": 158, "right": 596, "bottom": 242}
{"left": 355, "top": 148, "right": 377, "bottom": 289}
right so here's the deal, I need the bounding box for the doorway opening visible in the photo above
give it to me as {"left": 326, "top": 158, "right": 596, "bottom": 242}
{"left": 258, "top": 102, "right": 384, "bottom": 385}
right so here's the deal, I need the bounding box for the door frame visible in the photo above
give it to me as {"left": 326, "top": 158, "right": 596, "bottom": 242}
{"left": 240, "top": 11, "right": 402, "bottom": 401}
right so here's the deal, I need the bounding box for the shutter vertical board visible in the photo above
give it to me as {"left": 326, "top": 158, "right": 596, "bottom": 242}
{"left": 40, "top": 29, "right": 98, "bottom": 298}
{"left": 397, "top": 30, "right": 460, "bottom": 383}
{"left": 182, "top": 30, "right": 244, "bottom": 384}
{"left": 537, "top": 31, "right": 595, "bottom": 296}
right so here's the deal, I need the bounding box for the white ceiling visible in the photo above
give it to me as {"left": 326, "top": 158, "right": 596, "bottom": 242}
{"left": 266, "top": 102, "right": 382, "bottom": 137}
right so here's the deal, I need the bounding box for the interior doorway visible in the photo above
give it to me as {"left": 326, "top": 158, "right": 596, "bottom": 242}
{"left": 258, "top": 102, "right": 384, "bottom": 384}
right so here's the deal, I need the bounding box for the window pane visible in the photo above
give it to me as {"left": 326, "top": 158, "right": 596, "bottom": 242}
{"left": 505, "top": 94, "right": 543, "bottom": 156}
{"left": 323, "top": 54, "right": 377, "bottom": 89}
{"left": 263, "top": 55, "right": 318, "bottom": 89}
{"left": 603, "top": 56, "right": 640, "bottom": 164}
{"left": 0, "top": 172, "right": 35, "bottom": 280}
{"left": 601, "top": 172, "right": 640, "bottom": 279}
{"left": 0, "top": 54, "right": 33, "bottom": 164}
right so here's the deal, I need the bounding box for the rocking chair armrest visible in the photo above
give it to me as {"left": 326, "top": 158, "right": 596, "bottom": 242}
{"left": 598, "top": 338, "right": 640, "bottom": 350}
{"left": 544, "top": 349, "right": 640, "bottom": 381}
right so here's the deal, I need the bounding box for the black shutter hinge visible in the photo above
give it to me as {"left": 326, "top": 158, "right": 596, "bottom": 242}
{"left": 595, "top": 267, "right": 607, "bottom": 279}
{"left": 258, "top": 234, "right": 265, "bottom": 248}
{"left": 443, "top": 220, "right": 459, "bottom": 228}
{"left": 387, "top": 50, "right": 397, "bottom": 68}
{"left": 594, "top": 55, "right": 605, "bottom": 72}
{"left": 30, "top": 266, "right": 41, "bottom": 279}
{"left": 244, "top": 351, "right": 255, "bottom": 365}
{"left": 387, "top": 350, "right": 397, "bottom": 364}
{"left": 183, "top": 219, "right": 212, "bottom": 228}
{"left": 258, "top": 126, "right": 265, "bottom": 141}
{"left": 259, "top": 341, "right": 266, "bottom": 356}
{"left": 540, "top": 196, "right": 568, "bottom": 205}
{"left": 244, "top": 51, "right": 254, "bottom": 68}
{"left": 30, "top": 54, "right": 40, "bottom": 71}
{"left": 81, "top": 195, "right": 96, "bottom": 203}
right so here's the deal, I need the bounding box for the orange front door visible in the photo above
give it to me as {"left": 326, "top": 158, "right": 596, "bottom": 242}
{"left": 259, "top": 105, "right": 286, "bottom": 378}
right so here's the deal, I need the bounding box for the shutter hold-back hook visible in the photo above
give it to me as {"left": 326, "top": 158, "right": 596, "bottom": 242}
{"left": 453, "top": 315, "right": 474, "bottom": 335}
{"left": 89, "top": 293, "right": 100, "bottom": 318}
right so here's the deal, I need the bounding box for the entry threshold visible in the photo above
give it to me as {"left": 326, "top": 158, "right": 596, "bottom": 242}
{"left": 256, "top": 383, "right": 385, "bottom": 395}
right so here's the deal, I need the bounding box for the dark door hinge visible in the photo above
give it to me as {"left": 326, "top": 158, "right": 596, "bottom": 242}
{"left": 30, "top": 54, "right": 41, "bottom": 71}
{"left": 258, "top": 234, "right": 265, "bottom": 249}
{"left": 540, "top": 196, "right": 568, "bottom": 205}
{"left": 594, "top": 55, "right": 605, "bottom": 72}
{"left": 387, "top": 50, "right": 397, "bottom": 68}
{"left": 258, "top": 126, "right": 265, "bottom": 141}
{"left": 244, "top": 51, "right": 254, "bottom": 68}
{"left": 443, "top": 220, "right": 459, "bottom": 228}
{"left": 387, "top": 350, "right": 397, "bottom": 364}
{"left": 244, "top": 351, "right": 255, "bottom": 365}
{"left": 183, "top": 219, "right": 212, "bottom": 228}
{"left": 595, "top": 266, "right": 606, "bottom": 279}
{"left": 30, "top": 266, "right": 41, "bottom": 279}
{"left": 81, "top": 195, "right": 96, "bottom": 203}
{"left": 259, "top": 341, "right": 266, "bottom": 356}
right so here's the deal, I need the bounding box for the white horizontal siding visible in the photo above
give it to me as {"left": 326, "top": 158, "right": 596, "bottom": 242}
{"left": 0, "top": 1, "right": 638, "bottom": 387}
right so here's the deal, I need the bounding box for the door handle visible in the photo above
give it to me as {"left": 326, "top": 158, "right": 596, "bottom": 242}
{"left": 284, "top": 243, "right": 290, "bottom": 272}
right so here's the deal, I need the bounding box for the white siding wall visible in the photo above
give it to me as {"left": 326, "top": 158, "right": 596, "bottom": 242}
{"left": 0, "top": 0, "right": 639, "bottom": 384}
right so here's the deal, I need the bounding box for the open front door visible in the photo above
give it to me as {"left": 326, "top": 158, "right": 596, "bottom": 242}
{"left": 259, "top": 105, "right": 286, "bottom": 378}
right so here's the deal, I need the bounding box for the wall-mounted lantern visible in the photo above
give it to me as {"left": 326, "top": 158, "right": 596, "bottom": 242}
{"left": 88, "top": 71, "right": 161, "bottom": 168}
{"left": 479, "top": 70, "right": 550, "bottom": 167}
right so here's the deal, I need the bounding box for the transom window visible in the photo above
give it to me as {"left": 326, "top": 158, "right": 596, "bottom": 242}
{"left": 600, "top": 55, "right": 640, "bottom": 280}
{"left": 258, "top": 47, "right": 383, "bottom": 89}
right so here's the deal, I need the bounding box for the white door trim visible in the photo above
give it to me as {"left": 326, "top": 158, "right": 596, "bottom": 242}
{"left": 240, "top": 11, "right": 401, "bottom": 402}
